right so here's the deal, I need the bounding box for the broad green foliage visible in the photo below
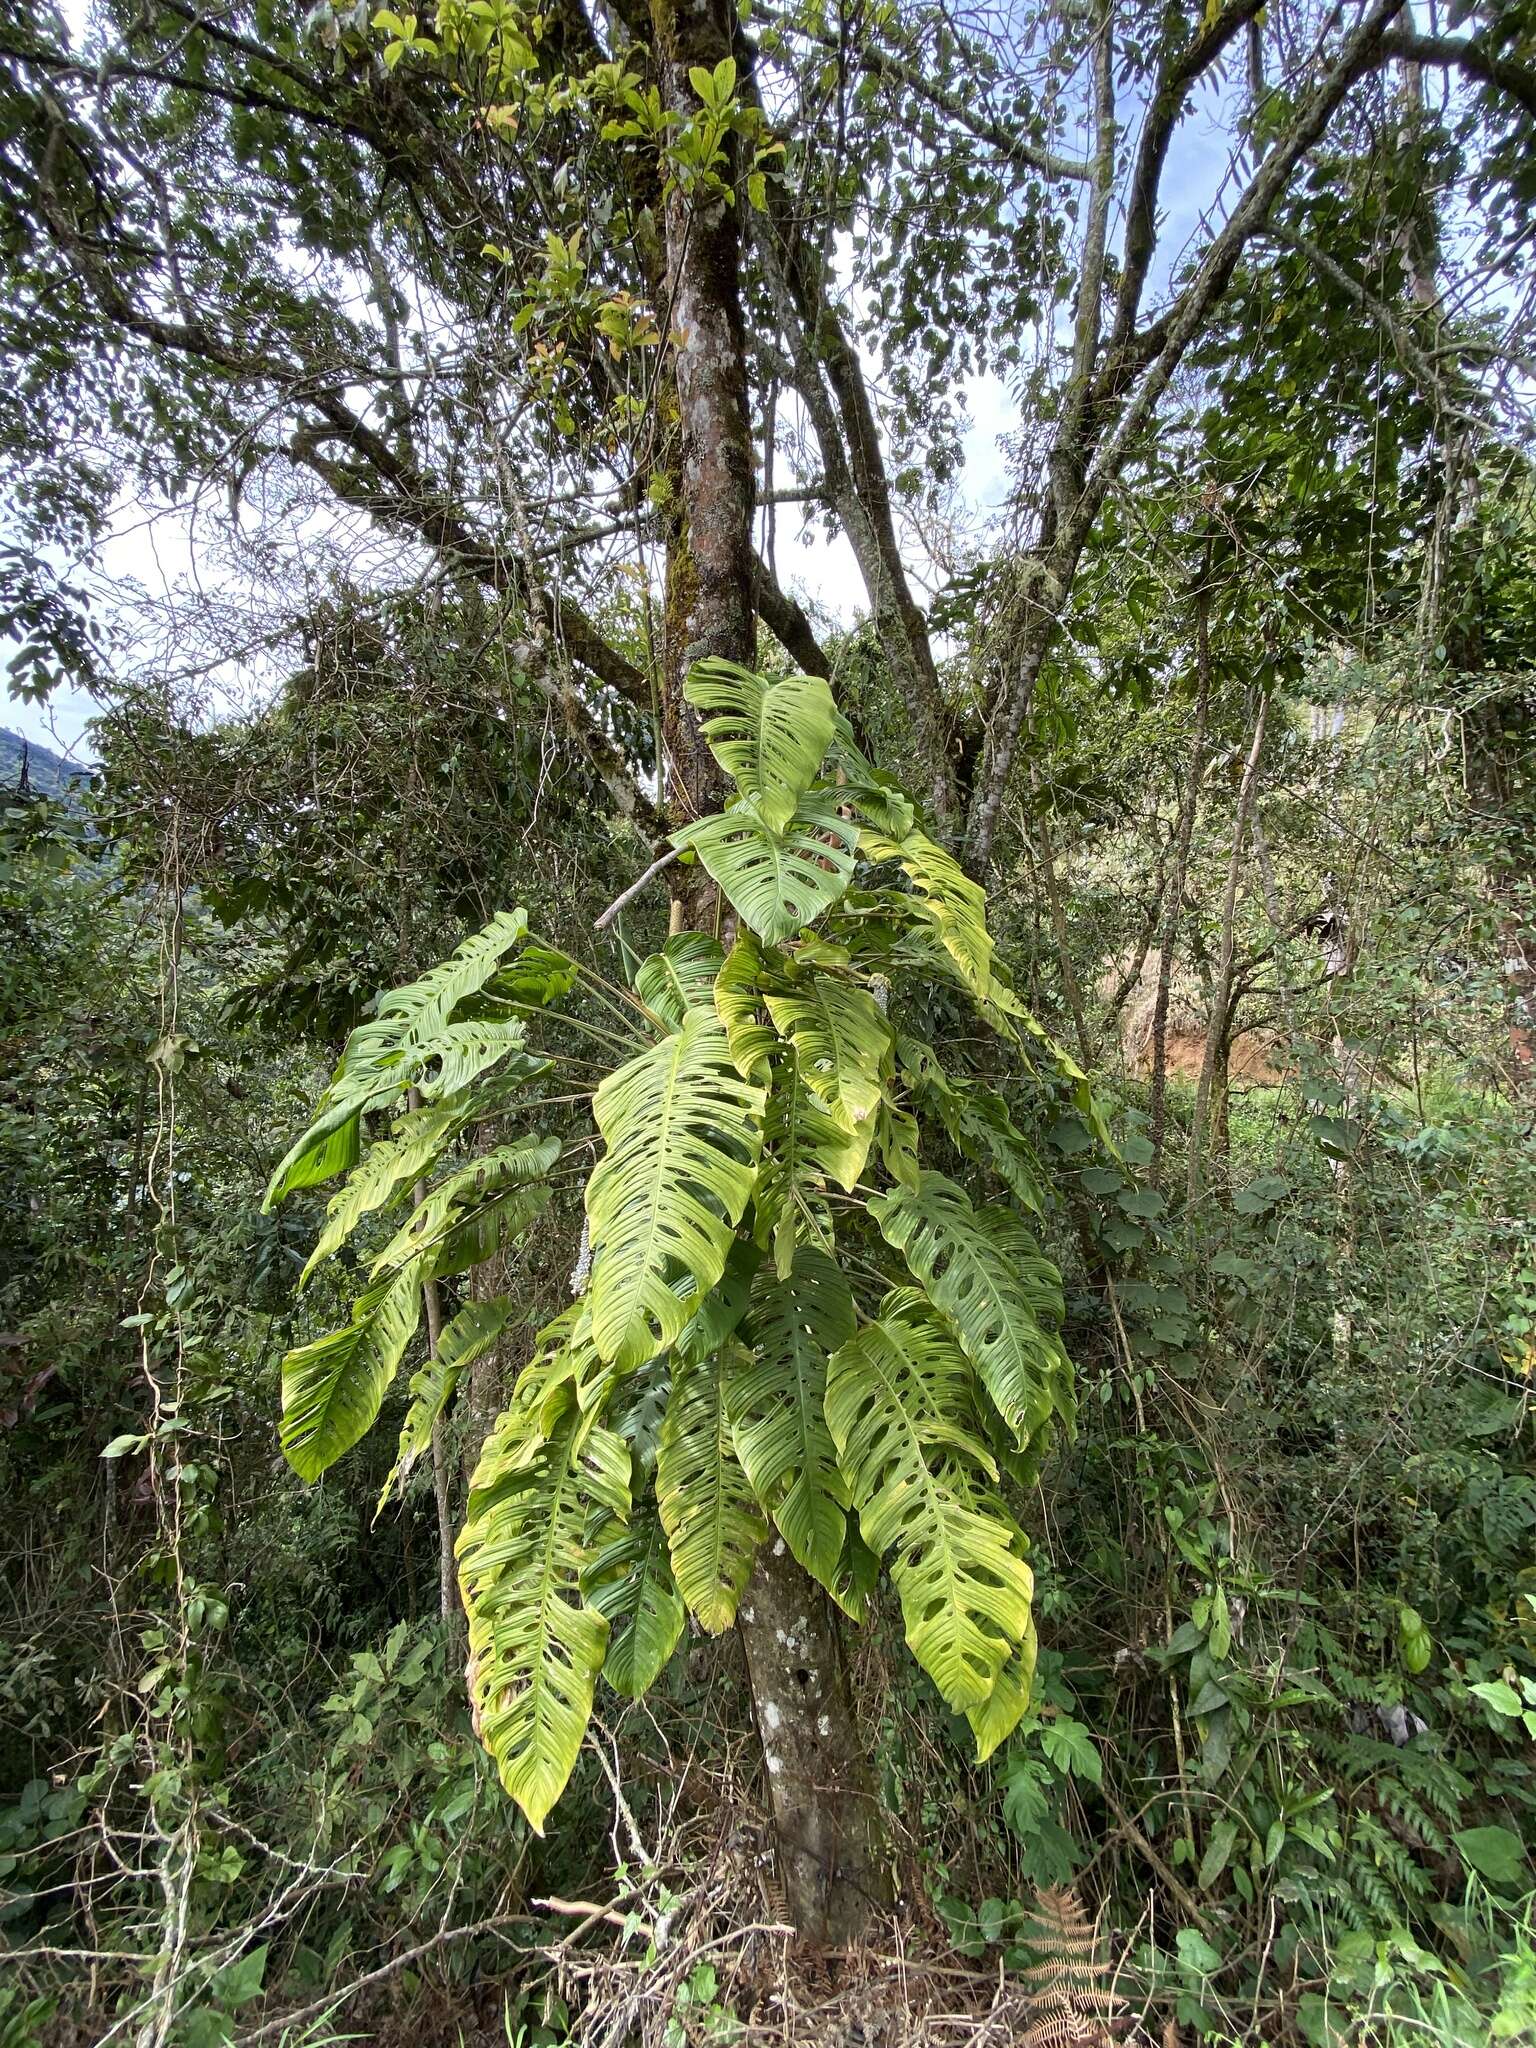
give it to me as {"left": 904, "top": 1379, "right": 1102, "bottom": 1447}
{"left": 634, "top": 933, "right": 725, "bottom": 1027}
{"left": 586, "top": 1016, "right": 764, "bottom": 1371}
{"left": 457, "top": 1385, "right": 631, "bottom": 1834}
{"left": 765, "top": 976, "right": 890, "bottom": 1135}
{"left": 584, "top": 1490, "right": 687, "bottom": 1698}
{"left": 263, "top": 909, "right": 532, "bottom": 1207}
{"left": 683, "top": 658, "right": 838, "bottom": 833}
{"left": 870, "top": 1172, "right": 1069, "bottom": 1453}
{"left": 673, "top": 792, "right": 860, "bottom": 944}
{"left": 728, "top": 1249, "right": 855, "bottom": 1590}
{"left": 269, "top": 662, "right": 1078, "bottom": 1827}
{"left": 826, "top": 1292, "right": 1035, "bottom": 1717}
{"left": 657, "top": 1346, "right": 767, "bottom": 1633}
{"left": 280, "top": 1264, "right": 424, "bottom": 1483}
{"left": 377, "top": 1297, "right": 515, "bottom": 1515}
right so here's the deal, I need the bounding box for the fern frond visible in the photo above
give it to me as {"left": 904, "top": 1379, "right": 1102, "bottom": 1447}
{"left": 1015, "top": 1886, "right": 1122, "bottom": 2048}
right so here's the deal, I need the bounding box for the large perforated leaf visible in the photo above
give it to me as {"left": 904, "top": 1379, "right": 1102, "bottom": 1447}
{"left": 713, "top": 929, "right": 780, "bottom": 1081}
{"left": 765, "top": 972, "right": 891, "bottom": 1137}
{"left": 376, "top": 1295, "right": 515, "bottom": 1516}
{"left": 673, "top": 792, "right": 859, "bottom": 945}
{"left": 870, "top": 1171, "right": 1068, "bottom": 1452}
{"left": 417, "top": 1018, "right": 540, "bottom": 1101}
{"left": 858, "top": 826, "right": 1000, "bottom": 1007}
{"left": 728, "top": 1248, "right": 855, "bottom": 1590}
{"left": 635, "top": 933, "right": 726, "bottom": 1031}
{"left": 754, "top": 1046, "right": 871, "bottom": 1277}
{"left": 584, "top": 1488, "right": 687, "bottom": 1698}
{"left": 265, "top": 909, "right": 533, "bottom": 1207}
{"left": 684, "top": 657, "right": 838, "bottom": 831}
{"left": 826, "top": 1293, "right": 1035, "bottom": 1711}
{"left": 968, "top": 1616, "right": 1039, "bottom": 1762}
{"left": 458, "top": 1392, "right": 631, "bottom": 1832}
{"left": 657, "top": 1346, "right": 766, "bottom": 1633}
{"left": 300, "top": 1101, "right": 460, "bottom": 1284}
{"left": 585, "top": 1013, "right": 764, "bottom": 1371}
{"left": 371, "top": 1136, "right": 560, "bottom": 1277}
{"left": 280, "top": 1262, "right": 423, "bottom": 1482}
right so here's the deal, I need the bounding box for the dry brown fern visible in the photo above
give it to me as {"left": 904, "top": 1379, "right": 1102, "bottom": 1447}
{"left": 1014, "top": 1885, "right": 1126, "bottom": 2048}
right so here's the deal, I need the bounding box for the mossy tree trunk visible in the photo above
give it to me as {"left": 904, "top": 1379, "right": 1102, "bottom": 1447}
{"left": 646, "top": 0, "right": 891, "bottom": 1942}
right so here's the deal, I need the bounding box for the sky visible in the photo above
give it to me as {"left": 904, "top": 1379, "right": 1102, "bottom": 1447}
{"left": 2, "top": 27, "right": 1244, "bottom": 769}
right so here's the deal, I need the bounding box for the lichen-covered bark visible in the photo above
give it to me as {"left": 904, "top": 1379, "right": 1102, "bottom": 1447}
{"left": 651, "top": 0, "right": 756, "bottom": 776}
{"left": 737, "top": 1540, "right": 892, "bottom": 1945}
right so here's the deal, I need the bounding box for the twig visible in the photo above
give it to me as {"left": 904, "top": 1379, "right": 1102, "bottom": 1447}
{"left": 236, "top": 1914, "right": 537, "bottom": 2043}
{"left": 594, "top": 848, "right": 679, "bottom": 931}
{"left": 1099, "top": 1783, "right": 1216, "bottom": 1936}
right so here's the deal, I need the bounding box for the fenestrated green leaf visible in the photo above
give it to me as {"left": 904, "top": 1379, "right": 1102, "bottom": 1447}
{"left": 371, "top": 1135, "right": 560, "bottom": 1277}
{"left": 377, "top": 906, "right": 531, "bottom": 1042}
{"left": 875, "top": 1099, "right": 920, "bottom": 1190}
{"left": 727, "top": 1248, "right": 855, "bottom": 1589}
{"left": 265, "top": 909, "right": 534, "bottom": 1209}
{"left": 713, "top": 928, "right": 780, "bottom": 1081}
{"left": 826, "top": 1291, "right": 1034, "bottom": 1711}
{"left": 765, "top": 972, "right": 891, "bottom": 1135}
{"left": 300, "top": 1100, "right": 460, "bottom": 1284}
{"left": 684, "top": 657, "right": 838, "bottom": 831}
{"left": 675, "top": 1236, "right": 761, "bottom": 1363}
{"left": 458, "top": 1389, "right": 630, "bottom": 1832}
{"left": 674, "top": 792, "right": 858, "bottom": 945}
{"left": 967, "top": 1620, "right": 1038, "bottom": 1763}
{"left": 585, "top": 1013, "right": 764, "bottom": 1371}
{"left": 280, "top": 1262, "right": 423, "bottom": 1482}
{"left": 376, "top": 1295, "right": 515, "bottom": 1516}
{"left": 417, "top": 1018, "right": 542, "bottom": 1100}
{"left": 657, "top": 1345, "right": 766, "bottom": 1632}
{"left": 584, "top": 1487, "right": 687, "bottom": 1697}
{"left": 264, "top": 1107, "right": 366, "bottom": 1213}
{"left": 859, "top": 826, "right": 1000, "bottom": 1006}
{"left": 870, "top": 1171, "right": 1067, "bottom": 1452}
{"left": 481, "top": 942, "right": 580, "bottom": 1009}
{"left": 635, "top": 933, "right": 725, "bottom": 1030}
{"left": 754, "top": 1045, "right": 870, "bottom": 1277}
{"left": 902, "top": 1040, "right": 1045, "bottom": 1214}
{"left": 829, "top": 1516, "right": 881, "bottom": 1623}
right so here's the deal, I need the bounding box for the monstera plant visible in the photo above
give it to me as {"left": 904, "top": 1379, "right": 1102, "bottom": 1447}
{"left": 266, "top": 660, "right": 1086, "bottom": 1830}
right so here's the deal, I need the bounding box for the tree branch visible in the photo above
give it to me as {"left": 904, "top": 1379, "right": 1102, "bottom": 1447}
{"left": 1378, "top": 28, "right": 1536, "bottom": 119}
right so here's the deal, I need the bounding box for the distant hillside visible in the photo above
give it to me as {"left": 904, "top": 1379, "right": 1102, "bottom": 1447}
{"left": 0, "top": 728, "right": 93, "bottom": 798}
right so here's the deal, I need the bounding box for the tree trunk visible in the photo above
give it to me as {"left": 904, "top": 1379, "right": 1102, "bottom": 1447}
{"left": 736, "top": 1542, "right": 891, "bottom": 1944}
{"left": 649, "top": 0, "right": 890, "bottom": 1941}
